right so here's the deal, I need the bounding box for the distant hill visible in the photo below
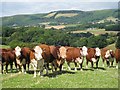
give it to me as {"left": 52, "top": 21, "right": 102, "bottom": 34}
{"left": 1, "top": 9, "right": 118, "bottom": 26}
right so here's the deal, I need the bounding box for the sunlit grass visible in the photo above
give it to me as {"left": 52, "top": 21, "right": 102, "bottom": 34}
{"left": 2, "top": 58, "right": 118, "bottom": 88}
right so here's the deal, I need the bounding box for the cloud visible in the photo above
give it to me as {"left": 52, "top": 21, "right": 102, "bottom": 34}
{"left": 1, "top": 2, "right": 118, "bottom": 17}
{"left": 1, "top": 0, "right": 120, "bottom": 2}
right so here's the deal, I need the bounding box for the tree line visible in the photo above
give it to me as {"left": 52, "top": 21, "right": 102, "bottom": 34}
{"left": 2, "top": 26, "right": 118, "bottom": 49}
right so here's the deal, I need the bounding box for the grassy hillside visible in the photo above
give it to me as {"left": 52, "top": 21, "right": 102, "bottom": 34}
{"left": 2, "top": 58, "right": 118, "bottom": 88}
{"left": 2, "top": 9, "right": 118, "bottom": 26}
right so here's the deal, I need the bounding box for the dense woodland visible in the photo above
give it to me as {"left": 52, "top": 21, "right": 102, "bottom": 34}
{"left": 1, "top": 26, "right": 119, "bottom": 49}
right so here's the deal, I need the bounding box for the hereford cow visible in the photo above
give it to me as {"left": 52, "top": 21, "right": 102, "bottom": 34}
{"left": 115, "top": 48, "right": 120, "bottom": 69}
{"left": 101, "top": 48, "right": 115, "bottom": 67}
{"left": 1, "top": 48, "right": 17, "bottom": 74}
{"left": 30, "top": 44, "right": 61, "bottom": 77}
{"left": 86, "top": 47, "right": 101, "bottom": 68}
{"left": 15, "top": 46, "right": 32, "bottom": 74}
{"left": 58, "top": 46, "right": 83, "bottom": 71}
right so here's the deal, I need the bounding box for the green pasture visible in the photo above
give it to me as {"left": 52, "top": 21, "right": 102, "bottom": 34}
{"left": 1, "top": 57, "right": 119, "bottom": 88}
{"left": 72, "top": 29, "right": 118, "bottom": 35}
{"left": 0, "top": 45, "right": 10, "bottom": 49}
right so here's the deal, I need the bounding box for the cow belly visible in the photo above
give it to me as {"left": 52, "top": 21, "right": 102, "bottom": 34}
{"left": 91, "top": 58, "right": 97, "bottom": 63}
{"left": 76, "top": 57, "right": 83, "bottom": 64}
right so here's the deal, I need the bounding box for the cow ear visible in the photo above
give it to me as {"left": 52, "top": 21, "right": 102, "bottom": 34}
{"left": 31, "top": 49, "right": 35, "bottom": 52}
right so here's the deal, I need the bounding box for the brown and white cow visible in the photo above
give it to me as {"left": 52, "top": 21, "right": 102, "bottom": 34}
{"left": 1, "top": 48, "right": 17, "bottom": 74}
{"left": 30, "top": 44, "right": 62, "bottom": 77}
{"left": 86, "top": 47, "right": 101, "bottom": 68}
{"left": 101, "top": 48, "right": 115, "bottom": 67}
{"left": 115, "top": 48, "right": 120, "bottom": 69}
{"left": 58, "top": 46, "right": 83, "bottom": 71}
{"left": 15, "top": 46, "right": 32, "bottom": 74}
{"left": 30, "top": 46, "right": 43, "bottom": 77}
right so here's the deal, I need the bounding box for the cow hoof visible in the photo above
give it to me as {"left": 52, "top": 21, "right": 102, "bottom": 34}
{"left": 80, "top": 69, "right": 83, "bottom": 71}
{"left": 24, "top": 72, "right": 26, "bottom": 74}
{"left": 19, "top": 71, "right": 21, "bottom": 74}
{"left": 74, "top": 69, "right": 77, "bottom": 71}
{"left": 116, "top": 66, "right": 118, "bottom": 69}
{"left": 40, "top": 76, "right": 43, "bottom": 78}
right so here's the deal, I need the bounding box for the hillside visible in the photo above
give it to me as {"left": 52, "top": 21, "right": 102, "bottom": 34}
{"left": 1, "top": 9, "right": 118, "bottom": 26}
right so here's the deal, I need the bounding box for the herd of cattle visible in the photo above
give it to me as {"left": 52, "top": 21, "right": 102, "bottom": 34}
{"left": 1, "top": 44, "right": 120, "bottom": 77}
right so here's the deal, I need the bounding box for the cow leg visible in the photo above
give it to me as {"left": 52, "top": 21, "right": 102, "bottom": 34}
{"left": 59, "top": 64, "right": 63, "bottom": 72}
{"left": 14, "top": 61, "right": 18, "bottom": 72}
{"left": 2, "top": 64, "right": 3, "bottom": 74}
{"left": 27, "top": 63, "right": 30, "bottom": 71}
{"left": 31, "top": 59, "right": 37, "bottom": 78}
{"left": 91, "top": 62, "right": 94, "bottom": 68}
{"left": 96, "top": 61, "right": 99, "bottom": 69}
{"left": 74, "top": 62, "right": 77, "bottom": 71}
{"left": 116, "top": 60, "right": 118, "bottom": 69}
{"left": 79, "top": 63, "right": 83, "bottom": 71}
{"left": 86, "top": 60, "right": 88, "bottom": 68}
{"left": 44, "top": 63, "right": 49, "bottom": 75}
{"left": 102, "top": 59, "right": 105, "bottom": 67}
{"left": 67, "top": 62, "right": 71, "bottom": 70}
{"left": 106, "top": 60, "right": 110, "bottom": 67}
{"left": 5, "top": 64, "right": 8, "bottom": 74}
{"left": 10, "top": 63, "right": 13, "bottom": 73}
{"left": 40, "top": 66, "right": 44, "bottom": 77}
{"left": 111, "top": 61, "right": 114, "bottom": 67}
{"left": 23, "top": 64, "right": 26, "bottom": 74}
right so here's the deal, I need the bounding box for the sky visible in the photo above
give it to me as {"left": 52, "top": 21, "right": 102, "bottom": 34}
{"left": 0, "top": 0, "right": 119, "bottom": 17}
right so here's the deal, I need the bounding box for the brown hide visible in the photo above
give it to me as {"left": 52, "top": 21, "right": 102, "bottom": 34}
{"left": 49, "top": 45, "right": 58, "bottom": 59}
{"left": 21, "top": 47, "right": 31, "bottom": 64}
{"left": 30, "top": 50, "right": 35, "bottom": 62}
{"left": 101, "top": 48, "right": 114, "bottom": 60}
{"left": 2, "top": 49, "right": 16, "bottom": 64}
{"left": 39, "top": 44, "right": 55, "bottom": 63}
{"left": 66, "top": 47, "right": 81, "bottom": 62}
{"left": 115, "top": 48, "right": 120, "bottom": 63}
{"left": 86, "top": 48, "right": 96, "bottom": 62}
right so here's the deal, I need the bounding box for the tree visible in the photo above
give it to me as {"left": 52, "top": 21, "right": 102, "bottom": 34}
{"left": 115, "top": 35, "right": 120, "bottom": 49}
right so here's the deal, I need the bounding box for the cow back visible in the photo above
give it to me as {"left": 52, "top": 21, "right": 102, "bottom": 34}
{"left": 86, "top": 48, "right": 96, "bottom": 61}
{"left": 66, "top": 47, "right": 81, "bottom": 62}
{"left": 39, "top": 44, "right": 51, "bottom": 62}
{"left": 115, "top": 48, "right": 120, "bottom": 62}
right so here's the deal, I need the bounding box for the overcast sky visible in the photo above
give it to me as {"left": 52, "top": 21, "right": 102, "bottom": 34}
{"left": 0, "top": 0, "right": 119, "bottom": 17}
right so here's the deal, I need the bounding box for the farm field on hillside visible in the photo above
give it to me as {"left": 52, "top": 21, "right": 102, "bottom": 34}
{"left": 1, "top": 58, "right": 119, "bottom": 88}
{"left": 71, "top": 29, "right": 118, "bottom": 35}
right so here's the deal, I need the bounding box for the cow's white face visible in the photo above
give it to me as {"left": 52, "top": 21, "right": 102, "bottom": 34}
{"left": 34, "top": 46, "right": 43, "bottom": 60}
{"left": 59, "top": 46, "right": 67, "bottom": 59}
{"left": 105, "top": 50, "right": 111, "bottom": 58}
{"left": 81, "top": 46, "right": 88, "bottom": 56}
{"left": 15, "top": 46, "right": 21, "bottom": 57}
{"left": 95, "top": 47, "right": 101, "bottom": 56}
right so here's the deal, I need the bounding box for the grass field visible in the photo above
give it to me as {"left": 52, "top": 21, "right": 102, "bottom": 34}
{"left": 0, "top": 45, "right": 10, "bottom": 49}
{"left": 1, "top": 57, "right": 119, "bottom": 88}
{"left": 72, "top": 29, "right": 118, "bottom": 35}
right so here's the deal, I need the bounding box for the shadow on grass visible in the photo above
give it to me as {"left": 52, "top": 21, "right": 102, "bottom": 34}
{"left": 83, "top": 68, "right": 94, "bottom": 71}
{"left": 93, "top": 67, "right": 106, "bottom": 70}
{"left": 26, "top": 70, "right": 76, "bottom": 78}
{"left": 43, "top": 70, "right": 76, "bottom": 78}
{"left": 5, "top": 69, "right": 19, "bottom": 74}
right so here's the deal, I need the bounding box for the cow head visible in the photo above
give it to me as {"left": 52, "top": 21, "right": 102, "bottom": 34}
{"left": 95, "top": 47, "right": 101, "bottom": 56}
{"left": 59, "top": 46, "right": 67, "bottom": 59}
{"left": 105, "top": 49, "right": 113, "bottom": 58}
{"left": 15, "top": 46, "right": 21, "bottom": 57}
{"left": 34, "top": 46, "right": 43, "bottom": 60}
{"left": 15, "top": 46, "right": 22, "bottom": 66}
{"left": 81, "top": 46, "right": 88, "bottom": 56}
